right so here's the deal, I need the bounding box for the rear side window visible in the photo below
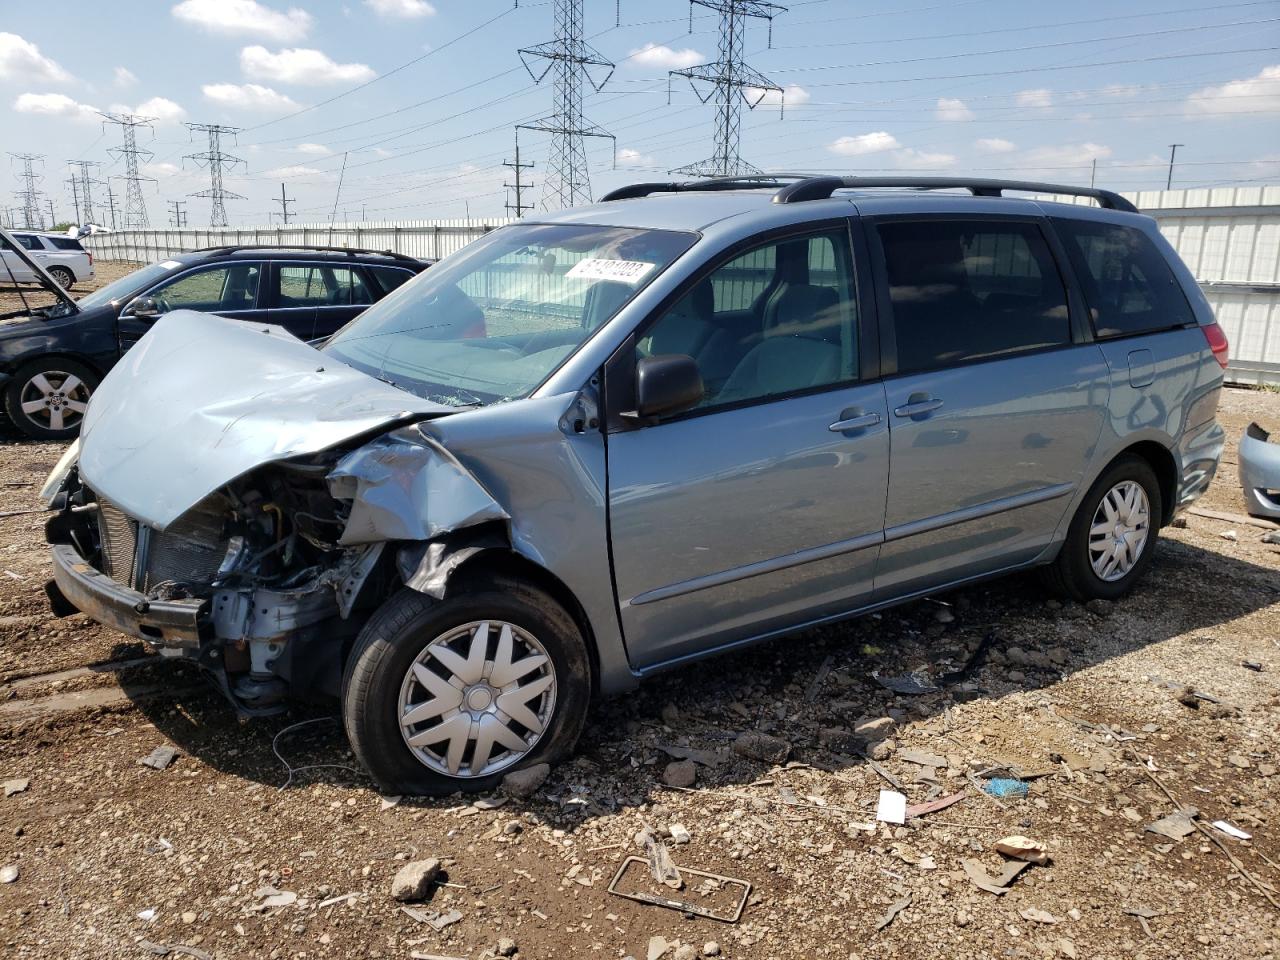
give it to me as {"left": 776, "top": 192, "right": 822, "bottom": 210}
{"left": 45, "top": 237, "right": 84, "bottom": 251}
{"left": 877, "top": 219, "right": 1070, "bottom": 375}
{"left": 367, "top": 265, "right": 415, "bottom": 295}
{"left": 275, "top": 265, "right": 374, "bottom": 308}
{"left": 14, "top": 235, "right": 43, "bottom": 251}
{"left": 1052, "top": 219, "right": 1193, "bottom": 338}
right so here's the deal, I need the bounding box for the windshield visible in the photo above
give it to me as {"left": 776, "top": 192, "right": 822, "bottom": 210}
{"left": 77, "top": 260, "right": 183, "bottom": 308}
{"left": 323, "top": 223, "right": 696, "bottom": 406}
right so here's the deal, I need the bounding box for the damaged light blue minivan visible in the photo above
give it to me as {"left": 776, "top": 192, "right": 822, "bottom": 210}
{"left": 42, "top": 176, "right": 1228, "bottom": 794}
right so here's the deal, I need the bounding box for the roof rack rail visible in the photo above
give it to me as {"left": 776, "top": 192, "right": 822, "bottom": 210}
{"left": 599, "top": 174, "right": 816, "bottom": 202}
{"left": 771, "top": 176, "right": 1138, "bottom": 212}
{"left": 189, "top": 244, "right": 424, "bottom": 263}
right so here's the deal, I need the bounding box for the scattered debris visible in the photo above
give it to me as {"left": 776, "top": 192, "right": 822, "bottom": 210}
{"left": 250, "top": 886, "right": 297, "bottom": 911}
{"left": 1212, "top": 820, "right": 1252, "bottom": 841}
{"left": 3, "top": 778, "right": 29, "bottom": 797}
{"left": 138, "top": 746, "right": 178, "bottom": 771}
{"left": 472, "top": 795, "right": 507, "bottom": 811}
{"left": 318, "top": 892, "right": 360, "bottom": 909}
{"left": 804, "top": 654, "right": 834, "bottom": 701}
{"left": 637, "top": 826, "right": 683, "bottom": 889}
{"left": 873, "top": 670, "right": 937, "bottom": 695}
{"left": 876, "top": 894, "right": 912, "bottom": 931}
{"left": 392, "top": 858, "right": 442, "bottom": 902}
{"left": 962, "top": 859, "right": 1031, "bottom": 895}
{"left": 662, "top": 759, "right": 697, "bottom": 788}
{"left": 379, "top": 794, "right": 402, "bottom": 810}
{"left": 876, "top": 789, "right": 907, "bottom": 824}
{"left": 1145, "top": 810, "right": 1198, "bottom": 841}
{"left": 607, "top": 856, "right": 751, "bottom": 923}
{"left": 732, "top": 730, "right": 791, "bottom": 763}
{"left": 425, "top": 908, "right": 463, "bottom": 932}
{"left": 905, "top": 790, "right": 964, "bottom": 819}
{"left": 137, "top": 907, "right": 158, "bottom": 922}
{"left": 1020, "top": 907, "right": 1058, "bottom": 924}
{"left": 657, "top": 744, "right": 723, "bottom": 767}
{"left": 138, "top": 942, "right": 214, "bottom": 960}
{"left": 495, "top": 937, "right": 518, "bottom": 957}
{"left": 500, "top": 762, "right": 550, "bottom": 800}
{"left": 897, "top": 749, "right": 947, "bottom": 768}
{"left": 1241, "top": 659, "right": 1264, "bottom": 672}
{"left": 1124, "top": 906, "right": 1161, "bottom": 940}
{"left": 1220, "top": 529, "right": 1239, "bottom": 541}
{"left": 0, "top": 864, "right": 17, "bottom": 883}
{"left": 995, "top": 835, "right": 1050, "bottom": 865}
{"left": 669, "top": 823, "right": 692, "bottom": 845}
{"left": 984, "top": 777, "right": 1029, "bottom": 799}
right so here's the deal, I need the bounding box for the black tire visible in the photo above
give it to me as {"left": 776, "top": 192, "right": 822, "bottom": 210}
{"left": 3, "top": 358, "right": 98, "bottom": 440}
{"left": 341, "top": 576, "right": 591, "bottom": 796}
{"left": 46, "top": 266, "right": 74, "bottom": 290}
{"left": 1042, "top": 454, "right": 1163, "bottom": 602}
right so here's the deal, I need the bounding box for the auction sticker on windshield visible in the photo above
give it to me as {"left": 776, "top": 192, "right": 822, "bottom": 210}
{"left": 565, "top": 257, "right": 656, "bottom": 285}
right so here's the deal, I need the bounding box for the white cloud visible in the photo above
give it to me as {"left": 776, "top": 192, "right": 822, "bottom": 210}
{"left": 935, "top": 97, "right": 974, "bottom": 122}
{"left": 627, "top": 42, "right": 705, "bottom": 70}
{"left": 261, "top": 163, "right": 327, "bottom": 178}
{"left": 364, "top": 0, "right": 436, "bottom": 18}
{"left": 0, "top": 33, "right": 71, "bottom": 83}
{"left": 12, "top": 91, "right": 98, "bottom": 123}
{"left": 894, "top": 148, "right": 956, "bottom": 170}
{"left": 240, "top": 46, "right": 375, "bottom": 86}
{"left": 975, "top": 137, "right": 1017, "bottom": 154}
{"left": 202, "top": 82, "right": 298, "bottom": 111}
{"left": 1100, "top": 83, "right": 1144, "bottom": 100}
{"left": 746, "top": 84, "right": 810, "bottom": 108}
{"left": 113, "top": 66, "right": 138, "bottom": 88}
{"left": 1024, "top": 141, "right": 1112, "bottom": 168}
{"left": 109, "top": 96, "right": 185, "bottom": 124}
{"left": 172, "top": 0, "right": 311, "bottom": 42}
{"left": 295, "top": 142, "right": 331, "bottom": 155}
{"left": 1186, "top": 64, "right": 1280, "bottom": 116}
{"left": 143, "top": 161, "right": 182, "bottom": 177}
{"left": 828, "top": 131, "right": 900, "bottom": 157}
{"left": 617, "top": 147, "right": 656, "bottom": 167}
{"left": 1016, "top": 88, "right": 1053, "bottom": 109}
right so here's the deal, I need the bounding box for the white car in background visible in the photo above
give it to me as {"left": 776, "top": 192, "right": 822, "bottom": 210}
{"left": 0, "top": 231, "right": 95, "bottom": 290}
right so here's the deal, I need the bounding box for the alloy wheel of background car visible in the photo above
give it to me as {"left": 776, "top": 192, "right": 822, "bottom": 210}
{"left": 1088, "top": 480, "right": 1151, "bottom": 582}
{"left": 1041, "top": 454, "right": 1163, "bottom": 602}
{"left": 397, "top": 619, "right": 556, "bottom": 778}
{"left": 342, "top": 578, "right": 591, "bottom": 795}
{"left": 47, "top": 266, "right": 74, "bottom": 290}
{"left": 4, "top": 359, "right": 98, "bottom": 439}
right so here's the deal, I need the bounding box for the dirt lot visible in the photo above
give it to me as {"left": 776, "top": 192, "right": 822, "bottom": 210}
{"left": 1, "top": 267, "right": 1278, "bottom": 960}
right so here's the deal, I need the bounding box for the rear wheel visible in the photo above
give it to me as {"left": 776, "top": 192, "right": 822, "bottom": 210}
{"left": 1042, "top": 454, "right": 1162, "bottom": 601}
{"left": 341, "top": 577, "right": 591, "bottom": 795}
{"left": 3, "top": 358, "right": 98, "bottom": 440}
{"left": 46, "top": 266, "right": 74, "bottom": 290}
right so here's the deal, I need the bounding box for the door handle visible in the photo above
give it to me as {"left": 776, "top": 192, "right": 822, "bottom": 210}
{"left": 828, "top": 411, "right": 882, "bottom": 432}
{"left": 893, "top": 396, "right": 944, "bottom": 418}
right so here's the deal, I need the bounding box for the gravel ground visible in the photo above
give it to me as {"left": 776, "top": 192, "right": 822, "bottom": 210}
{"left": 1, "top": 266, "right": 1278, "bottom": 960}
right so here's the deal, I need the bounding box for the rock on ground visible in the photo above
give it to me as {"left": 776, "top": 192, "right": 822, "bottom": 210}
{"left": 390, "top": 857, "right": 441, "bottom": 902}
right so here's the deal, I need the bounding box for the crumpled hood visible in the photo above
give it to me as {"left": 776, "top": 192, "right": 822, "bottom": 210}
{"left": 78, "top": 310, "right": 451, "bottom": 529}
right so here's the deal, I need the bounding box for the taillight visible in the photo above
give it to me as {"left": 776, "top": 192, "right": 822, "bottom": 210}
{"left": 1202, "top": 322, "right": 1229, "bottom": 369}
{"left": 87, "top": 251, "right": 93, "bottom": 266}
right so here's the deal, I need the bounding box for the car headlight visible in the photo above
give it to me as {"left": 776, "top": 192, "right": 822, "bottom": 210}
{"left": 39, "top": 437, "right": 81, "bottom": 506}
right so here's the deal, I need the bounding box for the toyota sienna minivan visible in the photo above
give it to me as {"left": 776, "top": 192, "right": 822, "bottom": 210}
{"left": 41, "top": 176, "right": 1227, "bottom": 794}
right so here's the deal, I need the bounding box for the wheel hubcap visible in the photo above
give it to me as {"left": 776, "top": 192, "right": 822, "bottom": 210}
{"left": 398, "top": 620, "right": 556, "bottom": 779}
{"left": 1088, "top": 480, "right": 1150, "bottom": 582}
{"left": 18, "top": 370, "right": 90, "bottom": 432}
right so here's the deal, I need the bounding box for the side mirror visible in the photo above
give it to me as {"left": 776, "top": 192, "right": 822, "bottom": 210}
{"left": 124, "top": 296, "right": 161, "bottom": 319}
{"left": 631, "top": 354, "right": 704, "bottom": 420}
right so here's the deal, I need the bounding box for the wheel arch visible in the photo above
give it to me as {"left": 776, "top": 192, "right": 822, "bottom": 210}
{"left": 1112, "top": 439, "right": 1178, "bottom": 527}
{"left": 6, "top": 350, "right": 106, "bottom": 381}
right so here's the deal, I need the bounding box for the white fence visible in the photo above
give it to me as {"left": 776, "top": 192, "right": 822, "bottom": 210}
{"left": 85, "top": 188, "right": 1280, "bottom": 386}
{"left": 84, "top": 217, "right": 512, "bottom": 265}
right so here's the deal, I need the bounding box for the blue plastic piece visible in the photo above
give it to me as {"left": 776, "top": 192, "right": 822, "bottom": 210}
{"left": 984, "top": 777, "right": 1029, "bottom": 799}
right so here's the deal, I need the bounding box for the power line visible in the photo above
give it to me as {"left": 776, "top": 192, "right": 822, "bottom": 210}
{"left": 66, "top": 160, "right": 105, "bottom": 226}
{"left": 669, "top": 1, "right": 787, "bottom": 177}
{"left": 518, "top": 0, "right": 616, "bottom": 209}
{"left": 9, "top": 153, "right": 46, "bottom": 229}
{"left": 504, "top": 130, "right": 536, "bottom": 218}
{"left": 274, "top": 182, "right": 295, "bottom": 224}
{"left": 184, "top": 123, "right": 246, "bottom": 227}
{"left": 167, "top": 199, "right": 188, "bottom": 227}
{"left": 100, "top": 113, "right": 156, "bottom": 228}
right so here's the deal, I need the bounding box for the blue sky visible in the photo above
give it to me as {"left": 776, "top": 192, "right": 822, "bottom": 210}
{"left": 3, "top": 0, "right": 1279, "bottom": 226}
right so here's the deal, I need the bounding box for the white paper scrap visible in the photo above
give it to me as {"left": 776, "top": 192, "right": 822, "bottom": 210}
{"left": 1212, "top": 820, "right": 1251, "bottom": 840}
{"left": 565, "top": 257, "right": 656, "bottom": 285}
{"left": 876, "top": 789, "right": 907, "bottom": 825}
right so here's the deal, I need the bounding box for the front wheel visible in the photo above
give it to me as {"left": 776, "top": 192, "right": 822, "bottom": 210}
{"left": 3, "top": 358, "right": 98, "bottom": 439}
{"left": 341, "top": 578, "right": 591, "bottom": 795}
{"left": 1043, "top": 454, "right": 1163, "bottom": 601}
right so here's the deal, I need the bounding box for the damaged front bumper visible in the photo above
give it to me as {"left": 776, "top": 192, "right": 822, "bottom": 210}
{"left": 1239, "top": 421, "right": 1280, "bottom": 519}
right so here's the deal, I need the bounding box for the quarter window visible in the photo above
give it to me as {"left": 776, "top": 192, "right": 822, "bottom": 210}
{"left": 1052, "top": 219, "right": 1193, "bottom": 338}
{"left": 877, "top": 219, "right": 1070, "bottom": 375}
{"left": 147, "top": 264, "right": 261, "bottom": 313}
{"left": 639, "top": 227, "right": 858, "bottom": 410}
{"left": 368, "top": 265, "right": 415, "bottom": 295}
{"left": 275, "top": 265, "right": 374, "bottom": 308}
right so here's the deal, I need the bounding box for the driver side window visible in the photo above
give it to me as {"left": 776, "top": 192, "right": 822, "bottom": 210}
{"left": 639, "top": 227, "right": 859, "bottom": 410}
{"left": 148, "top": 263, "right": 261, "bottom": 313}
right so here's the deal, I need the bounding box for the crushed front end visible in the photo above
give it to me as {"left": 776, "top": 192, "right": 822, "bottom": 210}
{"left": 45, "top": 447, "right": 389, "bottom": 714}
